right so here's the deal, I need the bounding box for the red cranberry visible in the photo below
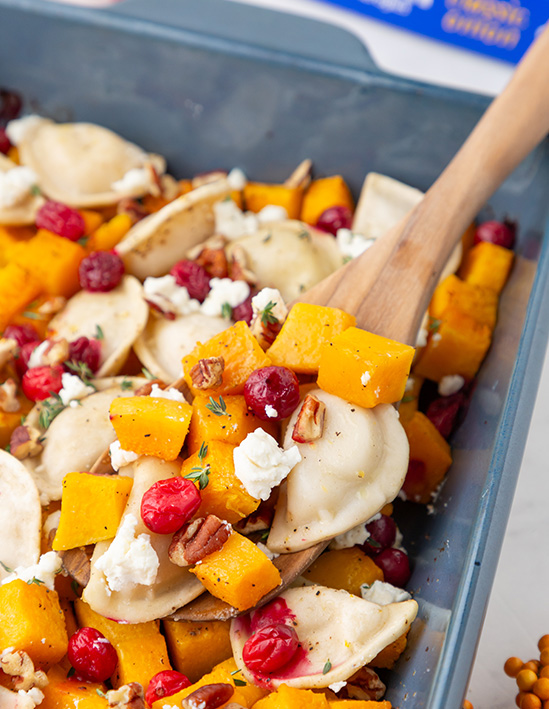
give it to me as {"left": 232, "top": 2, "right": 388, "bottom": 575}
{"left": 0, "top": 127, "right": 10, "bottom": 155}
{"left": 145, "top": 670, "right": 191, "bottom": 706}
{"left": 68, "top": 627, "right": 118, "bottom": 682}
{"left": 0, "top": 90, "right": 22, "bottom": 123}
{"left": 15, "top": 341, "right": 40, "bottom": 377}
{"left": 141, "top": 477, "right": 201, "bottom": 534}
{"left": 67, "top": 336, "right": 102, "bottom": 374}
{"left": 4, "top": 324, "right": 40, "bottom": 348}
{"left": 250, "top": 598, "right": 297, "bottom": 634}
{"left": 244, "top": 366, "right": 300, "bottom": 421}
{"left": 170, "top": 260, "right": 211, "bottom": 302}
{"left": 362, "top": 515, "right": 397, "bottom": 556}
{"left": 474, "top": 220, "right": 515, "bottom": 250}
{"left": 315, "top": 205, "right": 353, "bottom": 236}
{"left": 242, "top": 623, "right": 300, "bottom": 673}
{"left": 375, "top": 548, "right": 411, "bottom": 588}
{"left": 36, "top": 201, "right": 85, "bottom": 241}
{"left": 232, "top": 294, "right": 253, "bottom": 326}
{"left": 426, "top": 393, "right": 465, "bottom": 439}
{"left": 79, "top": 251, "right": 125, "bottom": 292}
{"left": 22, "top": 364, "right": 64, "bottom": 402}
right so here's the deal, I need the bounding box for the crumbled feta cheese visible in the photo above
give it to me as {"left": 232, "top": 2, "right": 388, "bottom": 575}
{"left": 95, "top": 514, "right": 159, "bottom": 594}
{"left": 360, "top": 371, "right": 371, "bottom": 386}
{"left": 329, "top": 681, "right": 347, "bottom": 693}
{"left": 264, "top": 405, "right": 278, "bottom": 419}
{"left": 214, "top": 198, "right": 259, "bottom": 240}
{"left": 0, "top": 166, "right": 39, "bottom": 209}
{"left": 43, "top": 510, "right": 61, "bottom": 538}
{"left": 1, "top": 551, "right": 61, "bottom": 591}
{"left": 416, "top": 327, "right": 428, "bottom": 348}
{"left": 360, "top": 580, "right": 411, "bottom": 606}
{"left": 251, "top": 287, "right": 287, "bottom": 322}
{"left": 256, "top": 542, "right": 279, "bottom": 560}
{"left": 109, "top": 441, "right": 139, "bottom": 472}
{"left": 17, "top": 687, "right": 45, "bottom": 709}
{"left": 111, "top": 167, "right": 152, "bottom": 194}
{"left": 432, "top": 332, "right": 442, "bottom": 343}
{"left": 5, "top": 115, "right": 46, "bottom": 146}
{"left": 59, "top": 373, "right": 95, "bottom": 406}
{"left": 227, "top": 167, "right": 247, "bottom": 191}
{"left": 257, "top": 204, "right": 288, "bottom": 223}
{"left": 201, "top": 278, "right": 250, "bottom": 317}
{"left": 336, "top": 228, "right": 375, "bottom": 259}
{"left": 438, "top": 374, "right": 465, "bottom": 397}
{"left": 149, "top": 383, "right": 185, "bottom": 403}
{"left": 330, "top": 523, "right": 370, "bottom": 550}
{"left": 233, "top": 429, "right": 301, "bottom": 501}
{"left": 143, "top": 275, "right": 201, "bottom": 316}
{"left": 27, "top": 340, "right": 49, "bottom": 369}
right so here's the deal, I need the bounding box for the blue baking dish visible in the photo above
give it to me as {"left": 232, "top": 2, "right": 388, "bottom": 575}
{"left": 1, "top": 0, "right": 548, "bottom": 706}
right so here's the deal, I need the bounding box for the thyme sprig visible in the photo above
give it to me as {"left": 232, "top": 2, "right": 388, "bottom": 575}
{"left": 205, "top": 395, "right": 227, "bottom": 417}
{"left": 183, "top": 442, "right": 211, "bottom": 490}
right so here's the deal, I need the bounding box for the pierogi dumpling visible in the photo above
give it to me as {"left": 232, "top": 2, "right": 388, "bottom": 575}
{"left": 267, "top": 389, "right": 409, "bottom": 553}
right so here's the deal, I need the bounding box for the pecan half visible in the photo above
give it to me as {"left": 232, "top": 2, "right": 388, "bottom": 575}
{"left": 292, "top": 394, "right": 326, "bottom": 444}
{"left": 144, "top": 293, "right": 177, "bottom": 320}
{"left": 107, "top": 682, "right": 145, "bottom": 709}
{"left": 342, "top": 667, "right": 386, "bottom": 701}
{"left": 228, "top": 245, "right": 257, "bottom": 286}
{"left": 10, "top": 424, "right": 44, "bottom": 460}
{"left": 36, "top": 296, "right": 67, "bottom": 316}
{"left": 284, "top": 158, "right": 312, "bottom": 190}
{"left": 181, "top": 683, "right": 234, "bottom": 709}
{"left": 0, "top": 649, "right": 48, "bottom": 691}
{"left": 0, "top": 337, "right": 18, "bottom": 369}
{"left": 169, "top": 515, "right": 232, "bottom": 567}
{"left": 0, "top": 378, "right": 20, "bottom": 413}
{"left": 190, "top": 356, "right": 224, "bottom": 390}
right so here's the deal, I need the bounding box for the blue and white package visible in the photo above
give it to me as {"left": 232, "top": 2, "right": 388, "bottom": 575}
{"left": 316, "top": 0, "right": 548, "bottom": 64}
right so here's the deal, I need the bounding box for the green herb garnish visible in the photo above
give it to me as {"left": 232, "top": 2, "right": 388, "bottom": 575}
{"left": 95, "top": 324, "right": 104, "bottom": 340}
{"left": 38, "top": 394, "right": 66, "bottom": 430}
{"left": 428, "top": 317, "right": 442, "bottom": 333}
{"left": 65, "top": 360, "right": 96, "bottom": 388}
{"left": 234, "top": 679, "right": 246, "bottom": 687}
{"left": 26, "top": 577, "right": 44, "bottom": 586}
{"left": 260, "top": 301, "right": 278, "bottom": 326}
{"left": 322, "top": 660, "right": 332, "bottom": 674}
{"left": 142, "top": 367, "right": 155, "bottom": 380}
{"left": 120, "top": 378, "right": 133, "bottom": 391}
{"left": 183, "top": 442, "right": 211, "bottom": 490}
{"left": 221, "top": 302, "right": 233, "bottom": 320}
{"left": 0, "top": 560, "right": 13, "bottom": 573}
{"left": 205, "top": 395, "right": 227, "bottom": 417}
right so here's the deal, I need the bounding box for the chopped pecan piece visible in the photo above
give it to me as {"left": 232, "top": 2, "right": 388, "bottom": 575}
{"left": 144, "top": 293, "right": 177, "bottom": 320}
{"left": 181, "top": 683, "right": 234, "bottom": 709}
{"left": 188, "top": 236, "right": 229, "bottom": 279}
{"left": 228, "top": 245, "right": 257, "bottom": 286}
{"left": 0, "top": 378, "right": 20, "bottom": 413}
{"left": 284, "top": 158, "right": 312, "bottom": 189}
{"left": 0, "top": 649, "right": 48, "bottom": 691}
{"left": 10, "top": 424, "right": 44, "bottom": 460}
{"left": 134, "top": 379, "right": 167, "bottom": 396}
{"left": 169, "top": 515, "right": 232, "bottom": 567}
{"left": 187, "top": 234, "right": 227, "bottom": 260}
{"left": 30, "top": 338, "right": 69, "bottom": 367}
{"left": 342, "top": 667, "right": 386, "bottom": 701}
{"left": 291, "top": 394, "right": 326, "bottom": 444}
{"left": 107, "top": 682, "right": 145, "bottom": 709}
{"left": 0, "top": 337, "right": 18, "bottom": 369}
{"left": 190, "top": 356, "right": 225, "bottom": 390}
{"left": 36, "top": 296, "right": 67, "bottom": 316}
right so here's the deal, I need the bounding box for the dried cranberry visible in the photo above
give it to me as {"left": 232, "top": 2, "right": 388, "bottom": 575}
{"left": 15, "top": 341, "right": 40, "bottom": 377}
{"left": 67, "top": 337, "right": 102, "bottom": 374}
{"left": 68, "top": 627, "right": 118, "bottom": 682}
{"left": 170, "top": 260, "right": 211, "bottom": 302}
{"left": 141, "top": 477, "right": 201, "bottom": 534}
{"left": 362, "top": 515, "right": 397, "bottom": 557}
{"left": 4, "top": 324, "right": 40, "bottom": 348}
{"left": 232, "top": 294, "right": 253, "bottom": 325}
{"left": 145, "top": 670, "right": 191, "bottom": 706}
{"left": 426, "top": 392, "right": 465, "bottom": 439}
{"left": 36, "top": 201, "right": 85, "bottom": 241}
{"left": 244, "top": 366, "right": 300, "bottom": 421}
{"left": 22, "top": 364, "right": 64, "bottom": 402}
{"left": 79, "top": 251, "right": 125, "bottom": 292}
{"left": 315, "top": 205, "right": 353, "bottom": 236}
{"left": 474, "top": 220, "right": 515, "bottom": 249}
{"left": 242, "top": 623, "right": 300, "bottom": 673}
{"left": 375, "top": 548, "right": 411, "bottom": 588}
{"left": 0, "top": 127, "right": 10, "bottom": 155}
{"left": 0, "top": 90, "right": 22, "bottom": 124}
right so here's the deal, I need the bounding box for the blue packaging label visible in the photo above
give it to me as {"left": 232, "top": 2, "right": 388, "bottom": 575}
{"left": 317, "top": 0, "right": 548, "bottom": 64}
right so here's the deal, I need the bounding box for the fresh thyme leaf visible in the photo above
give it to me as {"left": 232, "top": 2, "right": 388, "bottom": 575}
{"left": 77, "top": 236, "right": 89, "bottom": 247}
{"left": 22, "top": 311, "right": 45, "bottom": 320}
{"left": 120, "top": 378, "right": 133, "bottom": 391}
{"left": 322, "top": 660, "right": 332, "bottom": 674}
{"left": 184, "top": 464, "right": 211, "bottom": 490}
{"left": 198, "top": 442, "right": 208, "bottom": 462}
{"left": 71, "top": 579, "right": 80, "bottom": 595}
{"left": 221, "top": 302, "right": 233, "bottom": 320}
{"left": 27, "top": 577, "right": 44, "bottom": 586}
{"left": 20, "top": 414, "right": 26, "bottom": 425}
{"left": 30, "top": 184, "right": 41, "bottom": 196}
{"left": 297, "top": 229, "right": 311, "bottom": 241}
{"left": 65, "top": 360, "right": 96, "bottom": 388}
{"left": 234, "top": 679, "right": 246, "bottom": 687}
{"left": 39, "top": 394, "right": 66, "bottom": 430}
{"left": 259, "top": 529, "right": 270, "bottom": 542}
{"left": 262, "top": 232, "right": 272, "bottom": 243}
{"left": 95, "top": 324, "right": 104, "bottom": 340}
{"left": 67, "top": 667, "right": 76, "bottom": 678}
{"left": 142, "top": 367, "right": 155, "bottom": 380}
{"left": 260, "top": 301, "right": 278, "bottom": 326}
{"left": 401, "top": 395, "right": 415, "bottom": 404}
{"left": 230, "top": 669, "right": 242, "bottom": 676}
{"left": 205, "top": 395, "right": 227, "bottom": 417}
{"left": 4, "top": 444, "right": 10, "bottom": 453}
{"left": 428, "top": 317, "right": 441, "bottom": 333}
{"left": 0, "top": 560, "right": 13, "bottom": 573}
{"left": 96, "top": 688, "right": 107, "bottom": 698}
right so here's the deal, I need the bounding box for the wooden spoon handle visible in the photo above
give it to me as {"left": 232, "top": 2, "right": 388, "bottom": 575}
{"left": 304, "top": 24, "right": 549, "bottom": 344}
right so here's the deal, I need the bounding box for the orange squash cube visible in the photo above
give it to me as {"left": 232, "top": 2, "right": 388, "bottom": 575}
{"left": 162, "top": 618, "right": 232, "bottom": 683}
{"left": 244, "top": 182, "right": 304, "bottom": 219}
{"left": 401, "top": 411, "right": 452, "bottom": 504}
{"left": 183, "top": 321, "right": 271, "bottom": 397}
{"left": 254, "top": 684, "right": 330, "bottom": 709}
{"left": 79, "top": 209, "right": 105, "bottom": 236}
{"left": 459, "top": 241, "right": 514, "bottom": 294}
{"left": 429, "top": 274, "right": 498, "bottom": 328}
{"left": 370, "top": 630, "right": 409, "bottom": 670}
{"left": 186, "top": 393, "right": 278, "bottom": 454}
{"left": 0, "top": 263, "right": 42, "bottom": 331}
{"left": 317, "top": 327, "right": 415, "bottom": 408}
{"left": 74, "top": 599, "right": 171, "bottom": 689}
{"left": 267, "top": 303, "right": 356, "bottom": 374}
{"left": 300, "top": 175, "right": 354, "bottom": 227}
{"left": 0, "top": 580, "right": 68, "bottom": 668}
{"left": 41, "top": 666, "right": 108, "bottom": 709}
{"left": 180, "top": 440, "right": 260, "bottom": 524}
{"left": 109, "top": 396, "right": 192, "bottom": 461}
{"left": 303, "top": 548, "right": 384, "bottom": 596}
{"left": 87, "top": 213, "right": 133, "bottom": 252}
{"left": 190, "top": 531, "right": 281, "bottom": 611}
{"left": 53, "top": 473, "right": 133, "bottom": 551}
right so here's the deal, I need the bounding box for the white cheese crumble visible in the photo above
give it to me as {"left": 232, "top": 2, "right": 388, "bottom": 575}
{"left": 256, "top": 541, "right": 279, "bottom": 560}
{"left": 438, "top": 374, "right": 465, "bottom": 397}
{"left": 336, "top": 228, "right": 375, "bottom": 259}
{"left": 214, "top": 199, "right": 259, "bottom": 240}
{"left": 58, "top": 373, "right": 95, "bottom": 406}
{"left": 109, "top": 440, "right": 139, "bottom": 472}
{"left": 227, "top": 167, "right": 247, "bottom": 191}
{"left": 328, "top": 681, "right": 347, "bottom": 693}
{"left": 143, "top": 275, "right": 201, "bottom": 316}
{"left": 95, "top": 513, "right": 159, "bottom": 594}
{"left": 330, "top": 523, "right": 370, "bottom": 550}
{"left": 264, "top": 404, "right": 278, "bottom": 419}
{"left": 201, "top": 278, "right": 250, "bottom": 318}
{"left": 27, "top": 340, "right": 49, "bottom": 369}
{"left": 360, "top": 580, "right": 411, "bottom": 606}
{"left": 111, "top": 167, "right": 152, "bottom": 194}
{"left": 233, "top": 429, "right": 301, "bottom": 501}
{"left": 360, "top": 371, "right": 371, "bottom": 386}
{"left": 5, "top": 115, "right": 46, "bottom": 146}
{"left": 257, "top": 204, "right": 288, "bottom": 223}
{"left": 416, "top": 327, "right": 428, "bottom": 348}
{"left": 17, "top": 687, "right": 45, "bottom": 709}
{"left": 1, "top": 551, "right": 61, "bottom": 591}
{"left": 432, "top": 332, "right": 442, "bottom": 343}
{"left": 149, "top": 383, "right": 185, "bottom": 403}
{"left": 251, "top": 287, "right": 287, "bottom": 323}
{"left": 0, "top": 166, "right": 39, "bottom": 209}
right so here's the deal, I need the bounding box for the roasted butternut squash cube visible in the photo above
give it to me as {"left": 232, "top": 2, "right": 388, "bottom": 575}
{"left": 266, "top": 303, "right": 356, "bottom": 374}
{"left": 183, "top": 321, "right": 271, "bottom": 397}
{"left": 162, "top": 618, "right": 232, "bottom": 683}
{"left": 303, "top": 548, "right": 384, "bottom": 596}
{"left": 0, "top": 226, "right": 17, "bottom": 267}
{"left": 244, "top": 182, "right": 304, "bottom": 219}
{"left": 0, "top": 263, "right": 42, "bottom": 332}
{"left": 53, "top": 473, "right": 133, "bottom": 551}
{"left": 0, "top": 580, "right": 68, "bottom": 668}
{"left": 370, "top": 629, "right": 409, "bottom": 669}
{"left": 317, "top": 327, "right": 415, "bottom": 408}
{"left": 459, "top": 241, "right": 514, "bottom": 294}
{"left": 41, "top": 666, "right": 108, "bottom": 709}
{"left": 109, "top": 395, "right": 192, "bottom": 461}
{"left": 74, "top": 599, "right": 171, "bottom": 689}
{"left": 413, "top": 310, "right": 492, "bottom": 382}
{"left": 190, "top": 531, "right": 281, "bottom": 611}
{"left": 180, "top": 440, "right": 260, "bottom": 524}
{"left": 187, "top": 393, "right": 278, "bottom": 454}
{"left": 429, "top": 274, "right": 498, "bottom": 328}
{"left": 79, "top": 209, "right": 105, "bottom": 236}
{"left": 254, "top": 684, "right": 330, "bottom": 709}
{"left": 300, "top": 175, "right": 354, "bottom": 226}
{"left": 87, "top": 213, "right": 132, "bottom": 252}
{"left": 401, "top": 411, "right": 452, "bottom": 504}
